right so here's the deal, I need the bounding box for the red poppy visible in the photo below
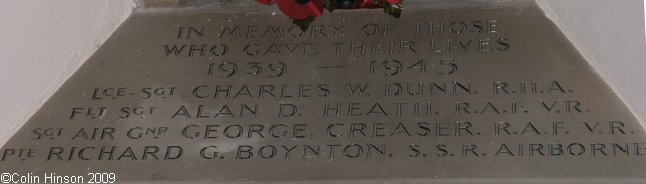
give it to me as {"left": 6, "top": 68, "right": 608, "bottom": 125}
{"left": 385, "top": 0, "right": 402, "bottom": 4}
{"left": 257, "top": 0, "right": 402, "bottom": 19}
{"left": 353, "top": 0, "right": 381, "bottom": 9}
{"left": 257, "top": 0, "right": 324, "bottom": 20}
{"left": 256, "top": 0, "right": 403, "bottom": 30}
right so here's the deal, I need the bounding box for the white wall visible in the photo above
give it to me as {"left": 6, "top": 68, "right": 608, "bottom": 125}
{"left": 536, "top": 0, "right": 646, "bottom": 125}
{"left": 0, "top": 1, "right": 134, "bottom": 146}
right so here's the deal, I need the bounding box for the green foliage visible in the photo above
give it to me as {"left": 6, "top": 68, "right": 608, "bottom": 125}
{"left": 293, "top": 16, "right": 316, "bottom": 31}
{"left": 383, "top": 2, "right": 403, "bottom": 19}
{"left": 323, "top": 0, "right": 335, "bottom": 12}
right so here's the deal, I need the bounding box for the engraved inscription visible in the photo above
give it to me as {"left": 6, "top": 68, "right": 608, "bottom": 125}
{"left": 1, "top": 4, "right": 645, "bottom": 182}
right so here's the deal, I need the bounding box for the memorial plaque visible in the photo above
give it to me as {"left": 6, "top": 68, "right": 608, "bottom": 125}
{"left": 1, "top": 1, "right": 645, "bottom": 183}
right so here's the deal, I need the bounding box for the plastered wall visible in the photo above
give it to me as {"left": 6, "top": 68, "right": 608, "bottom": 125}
{"left": 536, "top": 0, "right": 646, "bottom": 125}
{"left": 0, "top": 1, "right": 134, "bottom": 146}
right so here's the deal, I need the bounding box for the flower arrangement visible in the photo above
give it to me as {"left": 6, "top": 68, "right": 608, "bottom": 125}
{"left": 257, "top": 0, "right": 404, "bottom": 30}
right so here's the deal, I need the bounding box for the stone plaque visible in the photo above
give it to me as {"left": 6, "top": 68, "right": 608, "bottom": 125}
{"left": 1, "top": 1, "right": 645, "bottom": 183}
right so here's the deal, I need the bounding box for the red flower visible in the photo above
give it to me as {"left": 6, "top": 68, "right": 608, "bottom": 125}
{"left": 257, "top": 0, "right": 324, "bottom": 20}
{"left": 354, "top": 0, "right": 381, "bottom": 9}
{"left": 256, "top": 0, "right": 403, "bottom": 30}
